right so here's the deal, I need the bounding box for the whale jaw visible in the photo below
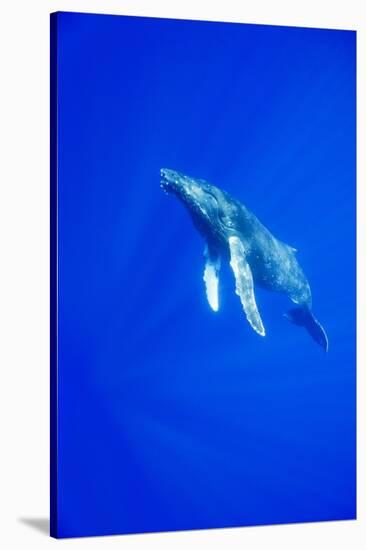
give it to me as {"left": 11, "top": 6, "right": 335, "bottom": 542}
{"left": 160, "top": 168, "right": 187, "bottom": 198}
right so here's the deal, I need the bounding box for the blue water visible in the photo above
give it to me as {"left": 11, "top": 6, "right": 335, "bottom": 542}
{"left": 54, "top": 12, "right": 356, "bottom": 538}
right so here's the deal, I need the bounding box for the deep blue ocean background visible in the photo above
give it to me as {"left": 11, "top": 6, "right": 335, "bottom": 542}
{"left": 54, "top": 12, "right": 356, "bottom": 538}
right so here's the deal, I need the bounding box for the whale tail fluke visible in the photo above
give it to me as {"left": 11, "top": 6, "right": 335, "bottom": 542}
{"left": 284, "top": 307, "right": 329, "bottom": 352}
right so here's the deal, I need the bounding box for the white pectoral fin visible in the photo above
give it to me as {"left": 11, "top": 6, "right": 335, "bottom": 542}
{"left": 228, "top": 236, "right": 265, "bottom": 336}
{"left": 203, "top": 245, "right": 221, "bottom": 312}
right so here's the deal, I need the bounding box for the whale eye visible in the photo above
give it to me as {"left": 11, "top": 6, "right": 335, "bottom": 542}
{"left": 222, "top": 216, "right": 233, "bottom": 227}
{"left": 218, "top": 210, "right": 234, "bottom": 229}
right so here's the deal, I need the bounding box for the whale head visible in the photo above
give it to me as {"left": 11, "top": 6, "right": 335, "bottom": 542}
{"left": 160, "top": 168, "right": 239, "bottom": 240}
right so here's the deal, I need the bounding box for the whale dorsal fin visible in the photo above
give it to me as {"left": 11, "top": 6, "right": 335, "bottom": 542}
{"left": 228, "top": 236, "right": 265, "bottom": 336}
{"left": 277, "top": 239, "right": 297, "bottom": 253}
{"left": 203, "top": 244, "right": 221, "bottom": 312}
{"left": 281, "top": 240, "right": 297, "bottom": 253}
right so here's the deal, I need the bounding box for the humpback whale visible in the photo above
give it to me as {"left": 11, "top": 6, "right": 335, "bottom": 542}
{"left": 160, "top": 168, "right": 328, "bottom": 351}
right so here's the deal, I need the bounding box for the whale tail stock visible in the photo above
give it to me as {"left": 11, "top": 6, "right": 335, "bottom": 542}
{"left": 284, "top": 307, "right": 329, "bottom": 352}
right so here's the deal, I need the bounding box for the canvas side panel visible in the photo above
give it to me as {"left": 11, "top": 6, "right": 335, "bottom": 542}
{"left": 50, "top": 11, "right": 59, "bottom": 540}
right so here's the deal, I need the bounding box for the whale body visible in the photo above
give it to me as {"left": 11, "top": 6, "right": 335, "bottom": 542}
{"left": 160, "top": 168, "right": 328, "bottom": 351}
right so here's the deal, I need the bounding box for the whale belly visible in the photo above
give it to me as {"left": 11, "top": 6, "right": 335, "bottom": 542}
{"left": 249, "top": 239, "right": 312, "bottom": 307}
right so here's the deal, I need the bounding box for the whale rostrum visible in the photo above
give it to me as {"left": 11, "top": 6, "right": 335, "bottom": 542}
{"left": 161, "top": 168, "right": 328, "bottom": 351}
